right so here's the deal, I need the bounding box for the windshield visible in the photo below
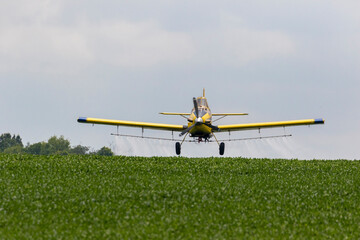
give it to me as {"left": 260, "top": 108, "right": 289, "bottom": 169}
{"left": 197, "top": 98, "right": 209, "bottom": 108}
{"left": 192, "top": 98, "right": 211, "bottom": 118}
{"left": 189, "top": 97, "right": 212, "bottom": 121}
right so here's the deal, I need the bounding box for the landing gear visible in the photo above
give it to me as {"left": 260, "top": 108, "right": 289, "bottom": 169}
{"left": 219, "top": 142, "right": 225, "bottom": 155}
{"left": 175, "top": 142, "right": 181, "bottom": 155}
{"left": 212, "top": 133, "right": 225, "bottom": 156}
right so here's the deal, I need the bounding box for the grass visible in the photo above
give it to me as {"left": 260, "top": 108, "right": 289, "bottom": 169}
{"left": 0, "top": 154, "right": 360, "bottom": 239}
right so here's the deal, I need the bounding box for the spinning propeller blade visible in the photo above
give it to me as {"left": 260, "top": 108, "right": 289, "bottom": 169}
{"left": 193, "top": 97, "right": 199, "bottom": 118}
{"left": 205, "top": 123, "right": 219, "bottom": 131}
{"left": 179, "top": 124, "right": 195, "bottom": 136}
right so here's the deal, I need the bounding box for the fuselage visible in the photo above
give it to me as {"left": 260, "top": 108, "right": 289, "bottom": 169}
{"left": 187, "top": 97, "right": 213, "bottom": 138}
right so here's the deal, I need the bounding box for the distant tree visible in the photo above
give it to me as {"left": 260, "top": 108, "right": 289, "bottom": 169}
{"left": 15, "top": 135, "right": 22, "bottom": 145}
{"left": 3, "top": 145, "right": 23, "bottom": 154}
{"left": 70, "top": 145, "right": 90, "bottom": 155}
{"left": 42, "top": 136, "right": 71, "bottom": 155}
{"left": 23, "top": 136, "right": 70, "bottom": 155}
{"left": 96, "top": 147, "right": 114, "bottom": 156}
{"left": 24, "top": 142, "right": 44, "bottom": 155}
{"left": 1, "top": 133, "right": 114, "bottom": 157}
{"left": 0, "top": 133, "right": 23, "bottom": 152}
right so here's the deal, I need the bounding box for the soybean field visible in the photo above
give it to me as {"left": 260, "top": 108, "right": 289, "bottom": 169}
{"left": 0, "top": 154, "right": 360, "bottom": 239}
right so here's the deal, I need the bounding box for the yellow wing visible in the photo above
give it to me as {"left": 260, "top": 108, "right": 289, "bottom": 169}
{"left": 212, "top": 113, "right": 248, "bottom": 116}
{"left": 218, "top": 118, "right": 325, "bottom": 131}
{"left": 159, "top": 112, "right": 190, "bottom": 115}
{"left": 78, "top": 117, "right": 186, "bottom": 131}
{"left": 160, "top": 112, "right": 248, "bottom": 116}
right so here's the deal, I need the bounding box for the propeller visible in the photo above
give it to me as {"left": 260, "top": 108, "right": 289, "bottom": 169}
{"left": 179, "top": 124, "right": 195, "bottom": 136}
{"left": 193, "top": 97, "right": 199, "bottom": 118}
{"left": 205, "top": 123, "right": 219, "bottom": 131}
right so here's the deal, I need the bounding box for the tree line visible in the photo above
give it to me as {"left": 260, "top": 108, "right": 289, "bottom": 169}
{"left": 0, "top": 133, "right": 113, "bottom": 156}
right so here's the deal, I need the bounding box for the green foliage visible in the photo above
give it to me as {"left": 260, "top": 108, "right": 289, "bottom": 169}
{"left": 3, "top": 145, "right": 23, "bottom": 154}
{"left": 24, "top": 142, "right": 43, "bottom": 155}
{"left": 0, "top": 133, "right": 107, "bottom": 156}
{"left": 0, "top": 155, "right": 359, "bottom": 239}
{"left": 42, "top": 136, "right": 71, "bottom": 155}
{"left": 0, "top": 133, "right": 23, "bottom": 152}
{"left": 23, "top": 136, "right": 71, "bottom": 155}
{"left": 96, "top": 146, "right": 113, "bottom": 156}
{"left": 70, "top": 145, "right": 90, "bottom": 155}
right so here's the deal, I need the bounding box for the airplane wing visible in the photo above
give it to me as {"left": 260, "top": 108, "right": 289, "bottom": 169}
{"left": 212, "top": 113, "right": 248, "bottom": 116}
{"left": 160, "top": 112, "right": 248, "bottom": 116}
{"left": 218, "top": 118, "right": 325, "bottom": 131}
{"left": 78, "top": 117, "right": 186, "bottom": 131}
{"left": 159, "top": 112, "right": 190, "bottom": 115}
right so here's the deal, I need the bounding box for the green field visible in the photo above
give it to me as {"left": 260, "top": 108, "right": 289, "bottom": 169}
{"left": 0, "top": 154, "right": 359, "bottom": 239}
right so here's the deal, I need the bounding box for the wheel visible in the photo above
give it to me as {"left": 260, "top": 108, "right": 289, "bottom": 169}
{"left": 175, "top": 142, "right": 181, "bottom": 155}
{"left": 219, "top": 142, "right": 225, "bottom": 155}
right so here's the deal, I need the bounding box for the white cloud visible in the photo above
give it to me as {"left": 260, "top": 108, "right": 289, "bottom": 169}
{"left": 86, "top": 21, "right": 195, "bottom": 67}
{"left": 0, "top": 21, "right": 195, "bottom": 74}
{"left": 0, "top": 1, "right": 195, "bottom": 74}
{"left": 221, "top": 27, "right": 295, "bottom": 65}
{"left": 0, "top": 25, "right": 93, "bottom": 74}
{"left": 193, "top": 14, "right": 296, "bottom": 66}
{"left": 0, "top": 2, "right": 296, "bottom": 75}
{"left": 0, "top": 1, "right": 63, "bottom": 24}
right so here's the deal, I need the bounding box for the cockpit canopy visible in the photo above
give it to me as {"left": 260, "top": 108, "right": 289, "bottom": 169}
{"left": 196, "top": 97, "right": 209, "bottom": 108}
{"left": 190, "top": 97, "right": 211, "bottom": 120}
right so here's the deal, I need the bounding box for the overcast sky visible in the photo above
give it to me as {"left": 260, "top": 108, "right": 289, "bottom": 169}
{"left": 1, "top": 1, "right": 359, "bottom": 159}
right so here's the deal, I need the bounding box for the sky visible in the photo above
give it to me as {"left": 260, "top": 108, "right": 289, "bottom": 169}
{"left": 1, "top": 0, "right": 359, "bottom": 159}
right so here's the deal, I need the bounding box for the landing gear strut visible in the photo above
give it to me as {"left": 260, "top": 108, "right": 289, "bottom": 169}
{"left": 212, "top": 133, "right": 225, "bottom": 156}
{"left": 176, "top": 138, "right": 224, "bottom": 156}
{"left": 175, "top": 132, "right": 188, "bottom": 155}
{"left": 175, "top": 142, "right": 181, "bottom": 155}
{"left": 219, "top": 142, "right": 225, "bottom": 155}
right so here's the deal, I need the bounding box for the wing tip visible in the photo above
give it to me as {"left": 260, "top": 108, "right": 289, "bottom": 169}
{"left": 314, "top": 118, "right": 325, "bottom": 124}
{"left": 77, "top": 117, "right": 87, "bottom": 123}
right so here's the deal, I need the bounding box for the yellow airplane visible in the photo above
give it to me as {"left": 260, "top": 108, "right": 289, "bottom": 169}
{"left": 78, "top": 89, "right": 324, "bottom": 155}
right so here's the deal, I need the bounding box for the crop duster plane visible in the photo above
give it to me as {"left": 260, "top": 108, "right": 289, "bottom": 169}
{"left": 78, "top": 89, "right": 324, "bottom": 155}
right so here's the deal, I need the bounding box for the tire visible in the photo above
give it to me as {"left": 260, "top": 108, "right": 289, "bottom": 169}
{"left": 175, "top": 142, "right": 181, "bottom": 155}
{"left": 219, "top": 142, "right": 225, "bottom": 155}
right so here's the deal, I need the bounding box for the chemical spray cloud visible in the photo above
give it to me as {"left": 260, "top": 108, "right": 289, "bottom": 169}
{"left": 114, "top": 136, "right": 328, "bottom": 159}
